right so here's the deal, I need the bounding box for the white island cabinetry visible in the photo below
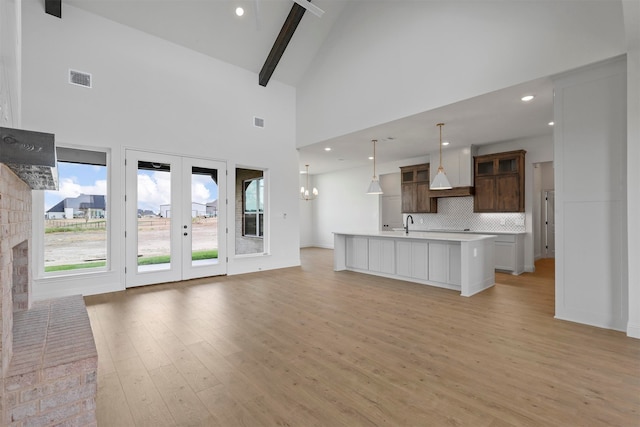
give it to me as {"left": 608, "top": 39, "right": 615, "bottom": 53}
{"left": 368, "top": 238, "right": 395, "bottom": 274}
{"left": 345, "top": 236, "right": 368, "bottom": 270}
{"left": 428, "top": 242, "right": 462, "bottom": 286}
{"left": 396, "top": 241, "right": 429, "bottom": 280}
{"left": 334, "top": 231, "right": 495, "bottom": 297}
{"left": 493, "top": 234, "right": 525, "bottom": 275}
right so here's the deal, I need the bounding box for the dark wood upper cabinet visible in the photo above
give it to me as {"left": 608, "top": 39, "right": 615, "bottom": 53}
{"left": 473, "top": 150, "right": 525, "bottom": 213}
{"left": 400, "top": 164, "right": 438, "bottom": 213}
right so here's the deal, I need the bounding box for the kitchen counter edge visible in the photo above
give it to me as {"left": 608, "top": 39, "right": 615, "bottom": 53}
{"left": 333, "top": 231, "right": 496, "bottom": 242}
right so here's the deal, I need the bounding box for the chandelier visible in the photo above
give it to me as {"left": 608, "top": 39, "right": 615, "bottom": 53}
{"left": 300, "top": 164, "right": 318, "bottom": 201}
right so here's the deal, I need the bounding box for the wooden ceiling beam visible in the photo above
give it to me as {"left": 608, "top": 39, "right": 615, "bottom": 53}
{"left": 45, "top": 0, "right": 62, "bottom": 18}
{"left": 258, "top": 3, "right": 307, "bottom": 87}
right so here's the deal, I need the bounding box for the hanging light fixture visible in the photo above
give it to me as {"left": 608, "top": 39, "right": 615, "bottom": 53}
{"left": 430, "top": 123, "right": 452, "bottom": 190}
{"left": 366, "top": 139, "right": 383, "bottom": 194}
{"left": 300, "top": 164, "right": 318, "bottom": 201}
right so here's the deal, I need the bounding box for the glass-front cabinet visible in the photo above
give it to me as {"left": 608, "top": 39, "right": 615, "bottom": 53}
{"left": 473, "top": 150, "right": 526, "bottom": 213}
{"left": 400, "top": 163, "right": 437, "bottom": 213}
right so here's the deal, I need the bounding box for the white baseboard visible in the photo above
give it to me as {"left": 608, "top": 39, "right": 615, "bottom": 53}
{"left": 301, "top": 244, "right": 333, "bottom": 250}
{"left": 33, "top": 281, "right": 123, "bottom": 301}
{"left": 627, "top": 322, "right": 640, "bottom": 339}
{"left": 554, "top": 312, "right": 626, "bottom": 333}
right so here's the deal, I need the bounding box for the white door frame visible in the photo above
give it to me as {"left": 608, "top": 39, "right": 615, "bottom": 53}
{"left": 125, "top": 149, "right": 226, "bottom": 287}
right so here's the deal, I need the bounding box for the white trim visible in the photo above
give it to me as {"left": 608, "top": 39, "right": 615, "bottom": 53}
{"left": 627, "top": 322, "right": 640, "bottom": 339}
{"left": 31, "top": 144, "right": 119, "bottom": 300}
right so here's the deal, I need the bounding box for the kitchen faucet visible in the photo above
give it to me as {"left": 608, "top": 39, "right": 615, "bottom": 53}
{"left": 405, "top": 215, "right": 414, "bottom": 234}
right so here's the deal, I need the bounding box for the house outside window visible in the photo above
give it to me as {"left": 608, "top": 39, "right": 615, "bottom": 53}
{"left": 243, "top": 177, "right": 264, "bottom": 237}
{"left": 42, "top": 147, "right": 108, "bottom": 273}
{"left": 235, "top": 168, "right": 266, "bottom": 256}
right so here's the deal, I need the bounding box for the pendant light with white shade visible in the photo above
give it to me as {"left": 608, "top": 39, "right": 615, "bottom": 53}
{"left": 430, "top": 123, "right": 452, "bottom": 190}
{"left": 366, "top": 139, "right": 383, "bottom": 194}
{"left": 300, "top": 164, "right": 318, "bottom": 201}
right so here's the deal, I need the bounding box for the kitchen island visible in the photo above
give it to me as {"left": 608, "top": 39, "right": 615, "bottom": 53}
{"left": 334, "top": 231, "right": 495, "bottom": 297}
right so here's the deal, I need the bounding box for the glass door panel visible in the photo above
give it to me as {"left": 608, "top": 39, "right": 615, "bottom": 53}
{"left": 137, "top": 160, "right": 172, "bottom": 273}
{"left": 190, "top": 167, "right": 219, "bottom": 267}
{"left": 182, "top": 158, "right": 226, "bottom": 280}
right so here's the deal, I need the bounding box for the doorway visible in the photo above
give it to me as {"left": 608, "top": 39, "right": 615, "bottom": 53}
{"left": 125, "top": 150, "right": 227, "bottom": 287}
{"left": 534, "top": 161, "right": 555, "bottom": 260}
{"left": 544, "top": 190, "right": 555, "bottom": 258}
{"left": 380, "top": 172, "right": 403, "bottom": 231}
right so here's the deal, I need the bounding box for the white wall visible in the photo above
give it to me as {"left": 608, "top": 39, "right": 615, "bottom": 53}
{"left": 0, "top": 0, "right": 21, "bottom": 128}
{"left": 297, "top": 1, "right": 626, "bottom": 148}
{"left": 554, "top": 57, "right": 627, "bottom": 331}
{"left": 311, "top": 166, "right": 379, "bottom": 248}
{"left": 22, "top": 2, "right": 300, "bottom": 298}
{"left": 308, "top": 155, "right": 430, "bottom": 248}
{"left": 623, "top": 0, "right": 640, "bottom": 338}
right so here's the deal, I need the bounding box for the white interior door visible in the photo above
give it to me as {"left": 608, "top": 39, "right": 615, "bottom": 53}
{"left": 545, "top": 190, "right": 555, "bottom": 258}
{"left": 125, "top": 150, "right": 226, "bottom": 287}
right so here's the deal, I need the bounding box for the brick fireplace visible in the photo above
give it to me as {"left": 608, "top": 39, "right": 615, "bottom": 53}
{"left": 0, "top": 164, "right": 97, "bottom": 426}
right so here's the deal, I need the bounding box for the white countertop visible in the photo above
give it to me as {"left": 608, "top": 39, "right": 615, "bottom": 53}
{"left": 425, "top": 229, "right": 527, "bottom": 235}
{"left": 333, "top": 230, "right": 496, "bottom": 242}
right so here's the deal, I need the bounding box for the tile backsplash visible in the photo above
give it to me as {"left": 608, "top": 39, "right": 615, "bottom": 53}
{"left": 403, "top": 196, "right": 526, "bottom": 233}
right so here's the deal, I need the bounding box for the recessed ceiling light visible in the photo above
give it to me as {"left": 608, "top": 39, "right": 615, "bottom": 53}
{"left": 548, "top": 121, "right": 555, "bottom": 126}
{"left": 235, "top": 7, "right": 244, "bottom": 16}
{"left": 324, "top": 147, "right": 331, "bottom": 152}
{"left": 368, "top": 156, "right": 374, "bottom": 160}
{"left": 521, "top": 95, "right": 535, "bottom": 102}
{"left": 442, "top": 141, "right": 450, "bottom": 146}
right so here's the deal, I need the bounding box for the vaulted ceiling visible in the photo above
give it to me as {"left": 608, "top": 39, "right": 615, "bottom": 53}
{"left": 61, "top": 0, "right": 555, "bottom": 174}
{"left": 65, "top": 0, "right": 347, "bottom": 87}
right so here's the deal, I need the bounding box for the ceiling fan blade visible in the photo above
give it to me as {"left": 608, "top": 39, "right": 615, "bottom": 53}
{"left": 254, "top": 0, "right": 261, "bottom": 30}
{"left": 292, "top": 0, "right": 324, "bottom": 18}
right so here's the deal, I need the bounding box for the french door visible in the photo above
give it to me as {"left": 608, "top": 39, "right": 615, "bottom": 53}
{"left": 125, "top": 150, "right": 226, "bottom": 287}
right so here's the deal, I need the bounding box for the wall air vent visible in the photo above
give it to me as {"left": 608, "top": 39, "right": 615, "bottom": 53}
{"left": 69, "top": 69, "right": 92, "bottom": 88}
{"left": 253, "top": 116, "right": 265, "bottom": 128}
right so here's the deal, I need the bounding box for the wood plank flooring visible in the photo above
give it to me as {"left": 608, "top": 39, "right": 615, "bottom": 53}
{"left": 86, "top": 248, "right": 640, "bottom": 426}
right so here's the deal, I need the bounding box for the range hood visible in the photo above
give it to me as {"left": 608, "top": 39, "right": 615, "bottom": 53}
{"left": 428, "top": 146, "right": 475, "bottom": 198}
{"left": 0, "top": 127, "right": 58, "bottom": 190}
{"left": 429, "top": 185, "right": 474, "bottom": 198}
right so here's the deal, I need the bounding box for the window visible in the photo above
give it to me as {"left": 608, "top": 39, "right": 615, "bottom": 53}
{"left": 43, "top": 147, "right": 108, "bottom": 273}
{"left": 235, "top": 168, "right": 266, "bottom": 256}
{"left": 243, "top": 177, "right": 264, "bottom": 237}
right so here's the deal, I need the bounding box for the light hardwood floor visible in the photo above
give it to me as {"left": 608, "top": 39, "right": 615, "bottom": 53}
{"left": 86, "top": 248, "right": 640, "bottom": 426}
